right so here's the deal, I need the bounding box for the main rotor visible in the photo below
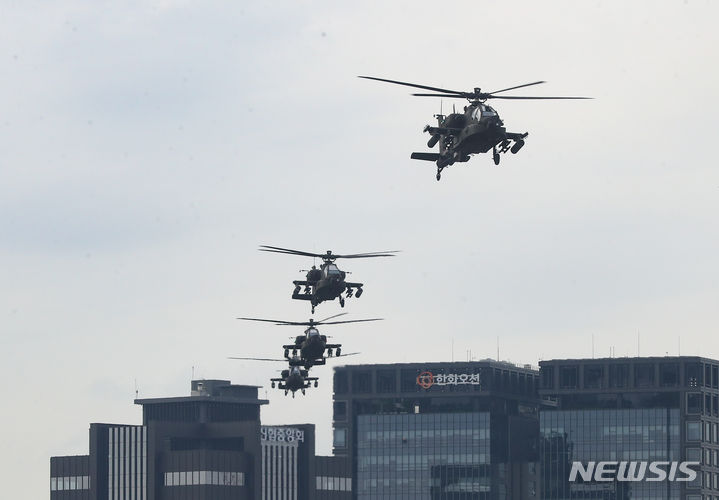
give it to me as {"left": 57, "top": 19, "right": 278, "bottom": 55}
{"left": 238, "top": 312, "right": 383, "bottom": 327}
{"left": 259, "top": 245, "right": 398, "bottom": 263}
{"left": 359, "top": 76, "right": 591, "bottom": 103}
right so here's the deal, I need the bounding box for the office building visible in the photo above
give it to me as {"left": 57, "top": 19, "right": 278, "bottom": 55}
{"left": 539, "top": 356, "right": 719, "bottom": 500}
{"left": 332, "top": 360, "right": 541, "bottom": 499}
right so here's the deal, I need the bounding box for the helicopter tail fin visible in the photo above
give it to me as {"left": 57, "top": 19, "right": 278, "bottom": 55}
{"left": 410, "top": 152, "right": 441, "bottom": 162}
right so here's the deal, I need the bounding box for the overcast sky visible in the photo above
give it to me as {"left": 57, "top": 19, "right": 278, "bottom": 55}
{"left": 2, "top": 1, "right": 718, "bottom": 497}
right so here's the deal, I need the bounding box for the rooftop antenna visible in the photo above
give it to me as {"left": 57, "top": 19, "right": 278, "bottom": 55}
{"left": 192, "top": 365, "right": 195, "bottom": 380}
{"left": 134, "top": 378, "right": 139, "bottom": 399}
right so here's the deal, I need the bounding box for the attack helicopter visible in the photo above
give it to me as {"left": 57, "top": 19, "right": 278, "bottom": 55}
{"left": 260, "top": 245, "right": 397, "bottom": 313}
{"left": 228, "top": 355, "right": 316, "bottom": 396}
{"left": 359, "top": 76, "right": 590, "bottom": 181}
{"left": 228, "top": 354, "right": 358, "bottom": 397}
{"left": 237, "top": 313, "right": 382, "bottom": 368}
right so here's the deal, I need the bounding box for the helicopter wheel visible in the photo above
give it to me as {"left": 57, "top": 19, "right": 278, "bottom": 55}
{"left": 292, "top": 392, "right": 295, "bottom": 398}
{"left": 493, "top": 152, "right": 500, "bottom": 165}
{"left": 339, "top": 296, "right": 345, "bottom": 308}
{"left": 301, "top": 389, "right": 306, "bottom": 395}
{"left": 284, "top": 390, "right": 288, "bottom": 396}
{"left": 311, "top": 305, "right": 315, "bottom": 314}
{"left": 436, "top": 172, "right": 441, "bottom": 181}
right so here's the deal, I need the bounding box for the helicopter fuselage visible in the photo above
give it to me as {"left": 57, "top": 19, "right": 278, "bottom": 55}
{"left": 291, "top": 262, "right": 364, "bottom": 312}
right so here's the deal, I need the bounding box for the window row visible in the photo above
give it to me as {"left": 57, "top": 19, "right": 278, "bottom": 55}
{"left": 163, "top": 470, "right": 244, "bottom": 487}
{"left": 316, "top": 476, "right": 351, "bottom": 491}
{"left": 51, "top": 476, "right": 90, "bottom": 491}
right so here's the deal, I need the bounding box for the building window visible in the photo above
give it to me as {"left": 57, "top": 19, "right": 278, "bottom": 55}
{"left": 560, "top": 366, "right": 578, "bottom": 389}
{"left": 687, "top": 393, "right": 703, "bottom": 414}
{"left": 686, "top": 447, "right": 701, "bottom": 462}
{"left": 376, "top": 369, "right": 396, "bottom": 393}
{"left": 334, "top": 371, "right": 348, "bottom": 394}
{"left": 686, "top": 363, "right": 702, "bottom": 387}
{"left": 634, "top": 363, "right": 655, "bottom": 387}
{"left": 333, "top": 401, "right": 347, "bottom": 421}
{"left": 609, "top": 364, "right": 629, "bottom": 388}
{"left": 333, "top": 428, "right": 347, "bottom": 448}
{"left": 583, "top": 365, "right": 603, "bottom": 389}
{"left": 687, "top": 421, "right": 702, "bottom": 441}
{"left": 352, "top": 371, "right": 372, "bottom": 393}
{"left": 660, "top": 362, "right": 680, "bottom": 386}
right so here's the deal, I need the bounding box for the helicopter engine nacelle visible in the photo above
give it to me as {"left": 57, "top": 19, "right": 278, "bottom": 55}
{"left": 307, "top": 269, "right": 322, "bottom": 281}
{"left": 427, "top": 134, "right": 440, "bottom": 148}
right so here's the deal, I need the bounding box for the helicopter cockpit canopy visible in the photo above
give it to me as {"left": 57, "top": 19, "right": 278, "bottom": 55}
{"left": 290, "top": 366, "right": 300, "bottom": 376}
{"left": 325, "top": 264, "right": 342, "bottom": 277}
{"left": 307, "top": 327, "right": 320, "bottom": 337}
{"left": 472, "top": 104, "right": 498, "bottom": 121}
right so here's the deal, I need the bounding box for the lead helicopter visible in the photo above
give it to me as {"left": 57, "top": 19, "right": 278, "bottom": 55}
{"left": 237, "top": 313, "right": 382, "bottom": 368}
{"left": 260, "top": 245, "right": 397, "bottom": 313}
{"left": 359, "top": 76, "right": 590, "bottom": 181}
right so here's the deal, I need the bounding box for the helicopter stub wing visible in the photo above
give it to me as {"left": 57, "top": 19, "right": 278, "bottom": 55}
{"left": 345, "top": 282, "right": 364, "bottom": 288}
{"left": 410, "top": 153, "right": 441, "bottom": 162}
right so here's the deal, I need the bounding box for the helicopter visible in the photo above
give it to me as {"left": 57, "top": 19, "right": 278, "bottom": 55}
{"left": 359, "top": 76, "right": 590, "bottom": 181}
{"left": 237, "top": 312, "right": 382, "bottom": 368}
{"left": 260, "top": 245, "right": 397, "bottom": 313}
{"left": 228, "top": 354, "right": 358, "bottom": 397}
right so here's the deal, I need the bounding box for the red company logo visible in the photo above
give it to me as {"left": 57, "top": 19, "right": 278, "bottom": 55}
{"left": 416, "top": 371, "right": 435, "bottom": 389}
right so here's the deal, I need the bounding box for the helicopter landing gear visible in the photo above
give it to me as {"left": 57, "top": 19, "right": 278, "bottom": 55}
{"left": 311, "top": 304, "right": 315, "bottom": 314}
{"left": 292, "top": 392, "right": 296, "bottom": 398}
{"left": 284, "top": 390, "right": 288, "bottom": 396}
{"left": 301, "top": 389, "right": 305, "bottom": 395}
{"left": 339, "top": 296, "right": 345, "bottom": 308}
{"left": 436, "top": 171, "right": 441, "bottom": 181}
{"left": 493, "top": 147, "right": 500, "bottom": 165}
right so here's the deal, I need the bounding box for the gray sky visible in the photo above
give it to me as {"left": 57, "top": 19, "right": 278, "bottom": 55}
{"left": 2, "top": 1, "right": 718, "bottom": 497}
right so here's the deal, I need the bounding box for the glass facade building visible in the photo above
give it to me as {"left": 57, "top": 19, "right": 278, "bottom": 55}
{"left": 540, "top": 408, "right": 681, "bottom": 499}
{"left": 357, "top": 412, "right": 491, "bottom": 499}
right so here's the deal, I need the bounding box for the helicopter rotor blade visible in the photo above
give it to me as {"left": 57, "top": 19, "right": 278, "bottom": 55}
{"left": 488, "top": 95, "right": 593, "bottom": 100}
{"left": 316, "top": 312, "right": 348, "bottom": 323}
{"left": 237, "top": 317, "right": 307, "bottom": 326}
{"left": 259, "top": 245, "right": 325, "bottom": 259}
{"left": 487, "top": 81, "right": 546, "bottom": 94}
{"left": 333, "top": 352, "right": 361, "bottom": 358}
{"left": 412, "top": 93, "right": 469, "bottom": 98}
{"left": 333, "top": 250, "right": 400, "bottom": 259}
{"left": 320, "top": 318, "right": 384, "bottom": 325}
{"left": 359, "top": 76, "right": 465, "bottom": 96}
{"left": 228, "top": 356, "right": 287, "bottom": 362}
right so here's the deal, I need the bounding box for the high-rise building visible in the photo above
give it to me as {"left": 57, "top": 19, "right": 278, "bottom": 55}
{"left": 331, "top": 360, "right": 541, "bottom": 499}
{"left": 539, "top": 356, "right": 719, "bottom": 500}
{"left": 51, "top": 379, "right": 268, "bottom": 500}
